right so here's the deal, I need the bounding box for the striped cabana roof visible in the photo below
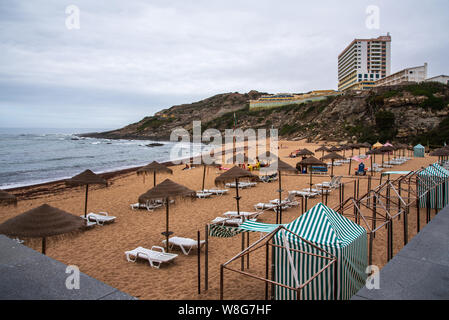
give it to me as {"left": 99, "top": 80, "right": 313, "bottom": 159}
{"left": 239, "top": 221, "right": 285, "bottom": 233}
{"left": 272, "top": 202, "right": 367, "bottom": 300}
{"left": 418, "top": 163, "right": 449, "bottom": 209}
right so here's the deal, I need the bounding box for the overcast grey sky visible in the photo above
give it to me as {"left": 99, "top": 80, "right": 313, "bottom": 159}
{"left": 1, "top": 0, "right": 448, "bottom": 129}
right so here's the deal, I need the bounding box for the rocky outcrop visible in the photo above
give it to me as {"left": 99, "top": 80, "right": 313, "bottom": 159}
{"left": 82, "top": 83, "right": 449, "bottom": 144}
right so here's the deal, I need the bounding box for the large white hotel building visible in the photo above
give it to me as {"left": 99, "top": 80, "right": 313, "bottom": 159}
{"left": 338, "top": 34, "right": 391, "bottom": 91}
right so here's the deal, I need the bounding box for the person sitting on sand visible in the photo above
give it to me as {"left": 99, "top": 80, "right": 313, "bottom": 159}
{"left": 248, "top": 164, "right": 253, "bottom": 171}
{"left": 182, "top": 163, "right": 190, "bottom": 170}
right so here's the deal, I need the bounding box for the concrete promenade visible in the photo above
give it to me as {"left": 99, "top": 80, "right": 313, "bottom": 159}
{"left": 352, "top": 204, "right": 449, "bottom": 300}
{"left": 0, "top": 235, "right": 135, "bottom": 300}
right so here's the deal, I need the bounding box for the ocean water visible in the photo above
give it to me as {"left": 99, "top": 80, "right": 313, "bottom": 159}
{"left": 0, "top": 128, "right": 209, "bottom": 189}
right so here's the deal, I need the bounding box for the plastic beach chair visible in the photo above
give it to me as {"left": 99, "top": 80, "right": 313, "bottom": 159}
{"left": 82, "top": 212, "right": 116, "bottom": 225}
{"left": 162, "top": 237, "right": 206, "bottom": 255}
{"left": 125, "top": 246, "right": 178, "bottom": 268}
{"left": 202, "top": 189, "right": 229, "bottom": 195}
{"left": 196, "top": 191, "right": 213, "bottom": 198}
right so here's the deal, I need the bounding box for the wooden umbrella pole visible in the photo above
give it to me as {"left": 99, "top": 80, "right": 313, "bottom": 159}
{"left": 205, "top": 224, "right": 209, "bottom": 291}
{"left": 416, "top": 179, "right": 420, "bottom": 233}
{"left": 84, "top": 184, "right": 89, "bottom": 218}
{"left": 197, "top": 230, "right": 201, "bottom": 295}
{"left": 309, "top": 169, "right": 312, "bottom": 192}
{"left": 265, "top": 242, "right": 269, "bottom": 300}
{"left": 164, "top": 197, "right": 170, "bottom": 252}
{"left": 154, "top": 171, "right": 156, "bottom": 186}
{"left": 235, "top": 178, "right": 245, "bottom": 271}
{"left": 202, "top": 165, "right": 206, "bottom": 191}
{"left": 220, "top": 265, "right": 224, "bottom": 300}
{"left": 331, "top": 159, "right": 334, "bottom": 178}
{"left": 247, "top": 232, "right": 250, "bottom": 269}
{"left": 278, "top": 171, "right": 282, "bottom": 224}
{"left": 42, "top": 237, "right": 46, "bottom": 255}
{"left": 270, "top": 238, "right": 275, "bottom": 300}
{"left": 348, "top": 159, "right": 352, "bottom": 175}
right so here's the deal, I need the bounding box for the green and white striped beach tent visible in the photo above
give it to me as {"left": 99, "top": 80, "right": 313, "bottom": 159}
{"left": 418, "top": 163, "right": 449, "bottom": 209}
{"left": 273, "top": 203, "right": 367, "bottom": 300}
{"left": 414, "top": 144, "right": 425, "bottom": 157}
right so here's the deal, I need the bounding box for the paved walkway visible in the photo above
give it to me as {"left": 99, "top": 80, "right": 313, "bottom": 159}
{"left": 352, "top": 204, "right": 449, "bottom": 300}
{"left": 0, "top": 235, "right": 135, "bottom": 300}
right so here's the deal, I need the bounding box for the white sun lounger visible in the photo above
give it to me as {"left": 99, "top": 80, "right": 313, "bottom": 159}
{"left": 289, "top": 190, "right": 319, "bottom": 198}
{"left": 225, "top": 182, "right": 256, "bottom": 189}
{"left": 223, "top": 211, "right": 261, "bottom": 219}
{"left": 196, "top": 191, "right": 213, "bottom": 198}
{"left": 125, "top": 246, "right": 178, "bottom": 268}
{"left": 130, "top": 202, "right": 164, "bottom": 211}
{"left": 211, "top": 216, "right": 258, "bottom": 226}
{"left": 202, "top": 189, "right": 229, "bottom": 195}
{"left": 81, "top": 212, "right": 116, "bottom": 225}
{"left": 162, "top": 237, "right": 206, "bottom": 255}
{"left": 254, "top": 202, "right": 278, "bottom": 210}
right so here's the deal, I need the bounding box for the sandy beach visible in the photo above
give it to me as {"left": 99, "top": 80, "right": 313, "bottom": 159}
{"left": 0, "top": 139, "right": 439, "bottom": 300}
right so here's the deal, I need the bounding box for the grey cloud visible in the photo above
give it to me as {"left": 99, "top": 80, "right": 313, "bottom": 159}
{"left": 0, "top": 0, "right": 448, "bottom": 128}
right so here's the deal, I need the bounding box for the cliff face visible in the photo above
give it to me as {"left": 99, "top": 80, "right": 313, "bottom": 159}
{"left": 83, "top": 83, "right": 449, "bottom": 145}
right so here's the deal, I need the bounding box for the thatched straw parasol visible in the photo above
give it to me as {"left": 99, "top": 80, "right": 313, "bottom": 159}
{"left": 321, "top": 152, "right": 345, "bottom": 177}
{"left": 0, "top": 190, "right": 17, "bottom": 207}
{"left": 329, "top": 145, "right": 341, "bottom": 153}
{"left": 298, "top": 156, "right": 326, "bottom": 192}
{"left": 366, "top": 148, "right": 383, "bottom": 175}
{"left": 65, "top": 169, "right": 108, "bottom": 219}
{"left": 136, "top": 161, "right": 173, "bottom": 186}
{"left": 315, "top": 146, "right": 330, "bottom": 158}
{"left": 266, "top": 159, "right": 298, "bottom": 224}
{"left": 430, "top": 148, "right": 449, "bottom": 163}
{"left": 0, "top": 204, "right": 84, "bottom": 254}
{"left": 138, "top": 179, "right": 196, "bottom": 252}
{"left": 296, "top": 148, "right": 315, "bottom": 157}
{"left": 379, "top": 145, "right": 395, "bottom": 165}
{"left": 215, "top": 166, "right": 260, "bottom": 217}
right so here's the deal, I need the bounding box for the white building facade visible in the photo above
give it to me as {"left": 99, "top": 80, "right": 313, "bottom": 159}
{"left": 338, "top": 34, "right": 391, "bottom": 91}
{"left": 424, "top": 75, "right": 449, "bottom": 85}
{"left": 375, "top": 63, "right": 428, "bottom": 87}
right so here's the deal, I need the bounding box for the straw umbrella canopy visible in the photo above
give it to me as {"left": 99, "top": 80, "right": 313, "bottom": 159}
{"left": 329, "top": 145, "right": 341, "bottom": 153}
{"left": 215, "top": 166, "right": 260, "bottom": 217}
{"left": 366, "top": 148, "right": 382, "bottom": 168}
{"left": 136, "top": 161, "right": 173, "bottom": 186}
{"left": 0, "top": 204, "right": 84, "bottom": 254}
{"left": 138, "top": 179, "right": 196, "bottom": 252}
{"left": 0, "top": 190, "right": 17, "bottom": 207}
{"left": 267, "top": 159, "right": 298, "bottom": 224}
{"left": 296, "top": 148, "right": 315, "bottom": 157}
{"left": 321, "top": 152, "right": 345, "bottom": 177}
{"left": 298, "top": 156, "right": 326, "bottom": 192}
{"left": 373, "top": 141, "right": 383, "bottom": 149}
{"left": 430, "top": 148, "right": 449, "bottom": 163}
{"left": 65, "top": 169, "right": 108, "bottom": 219}
{"left": 339, "top": 144, "right": 352, "bottom": 157}
{"left": 346, "top": 143, "right": 359, "bottom": 156}
{"left": 379, "top": 145, "right": 395, "bottom": 165}
{"left": 315, "top": 146, "right": 330, "bottom": 158}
